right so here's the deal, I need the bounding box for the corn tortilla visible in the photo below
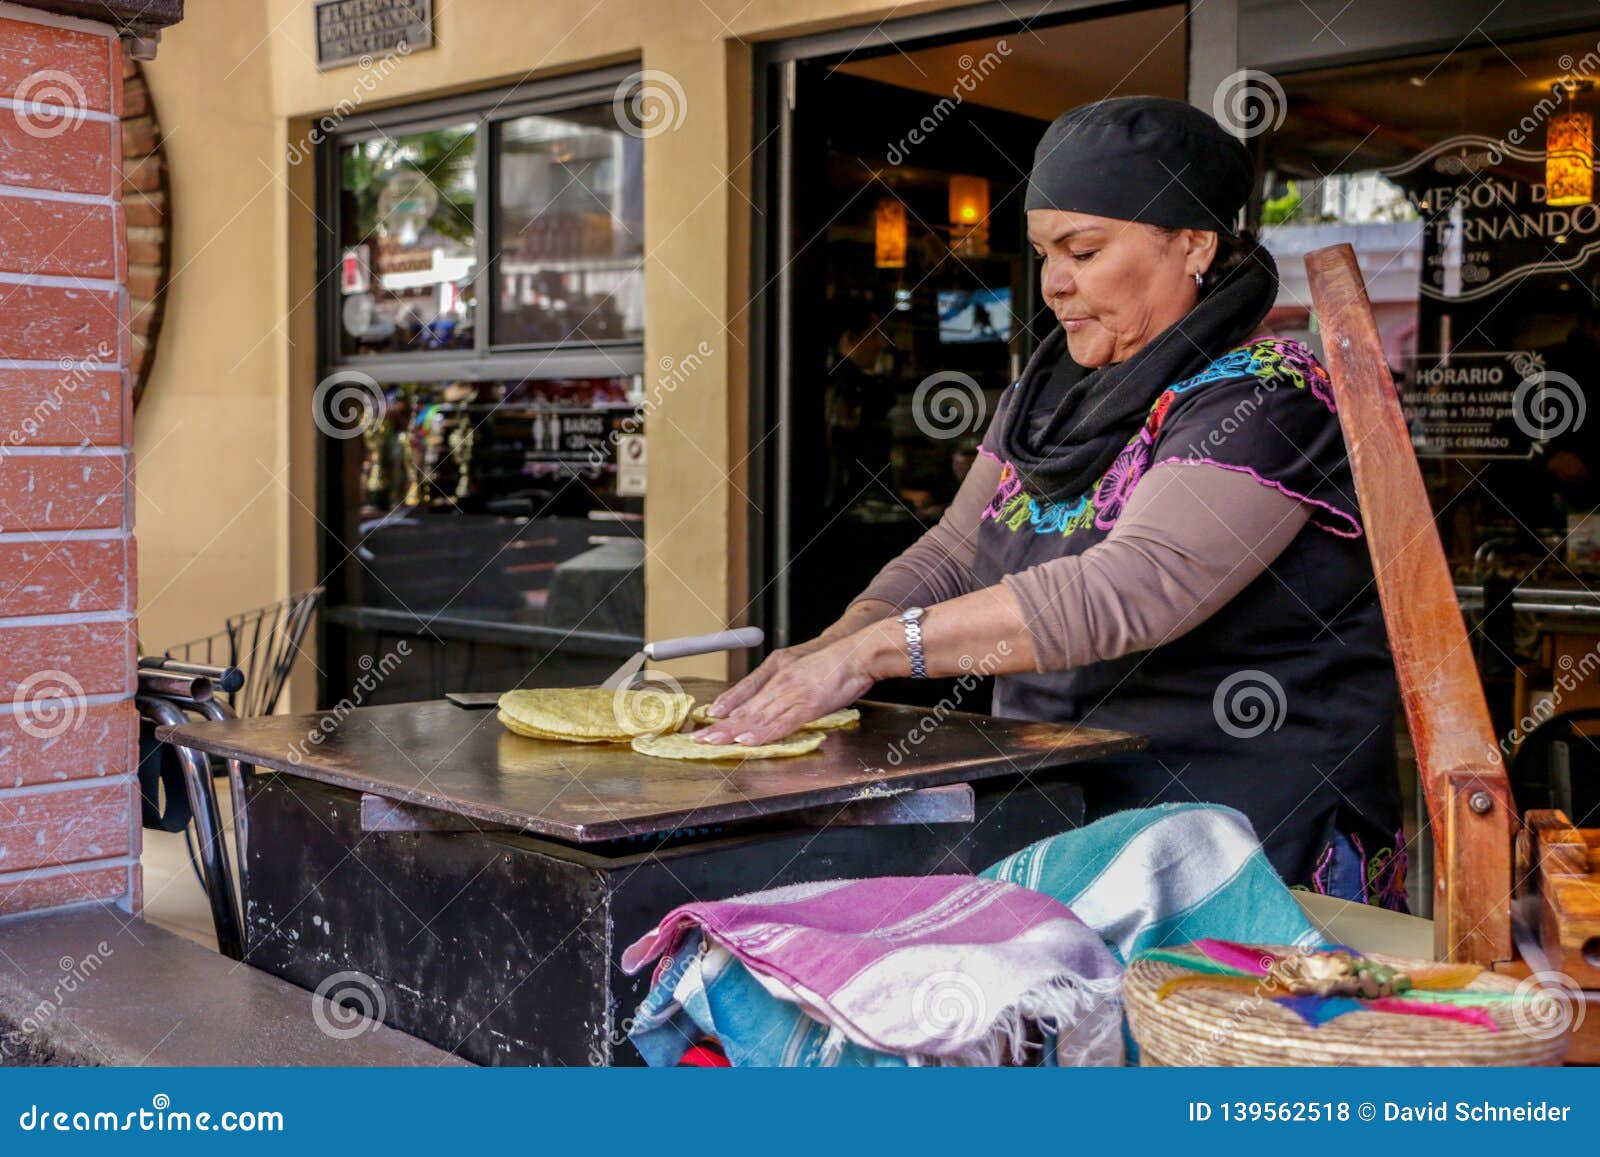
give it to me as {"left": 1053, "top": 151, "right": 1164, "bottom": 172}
{"left": 690, "top": 704, "right": 859, "bottom": 731}
{"left": 631, "top": 729, "right": 825, "bottom": 761}
{"left": 497, "top": 687, "right": 693, "bottom": 741}
{"left": 496, "top": 709, "right": 613, "bottom": 742}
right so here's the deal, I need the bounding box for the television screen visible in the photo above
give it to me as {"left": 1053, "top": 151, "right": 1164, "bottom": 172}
{"left": 937, "top": 288, "right": 1011, "bottom": 344}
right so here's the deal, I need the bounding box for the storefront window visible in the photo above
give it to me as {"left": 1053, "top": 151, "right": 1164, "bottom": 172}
{"left": 1258, "top": 31, "right": 1600, "bottom": 802}
{"left": 335, "top": 375, "right": 645, "bottom": 633}
{"left": 318, "top": 70, "right": 648, "bottom": 703}
{"left": 789, "top": 148, "right": 1023, "bottom": 646}
{"left": 338, "top": 123, "right": 479, "bottom": 356}
{"left": 1258, "top": 33, "right": 1600, "bottom": 579}
{"left": 494, "top": 107, "right": 644, "bottom": 345}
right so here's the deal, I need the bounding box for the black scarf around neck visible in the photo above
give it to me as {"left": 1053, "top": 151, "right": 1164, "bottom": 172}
{"left": 997, "top": 248, "right": 1280, "bottom": 502}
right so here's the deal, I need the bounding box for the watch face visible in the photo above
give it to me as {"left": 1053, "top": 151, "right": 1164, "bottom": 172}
{"left": 901, "top": 606, "right": 924, "bottom": 622}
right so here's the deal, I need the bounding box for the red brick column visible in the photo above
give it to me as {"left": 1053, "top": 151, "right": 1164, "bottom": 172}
{"left": 0, "top": 5, "right": 138, "bottom": 916}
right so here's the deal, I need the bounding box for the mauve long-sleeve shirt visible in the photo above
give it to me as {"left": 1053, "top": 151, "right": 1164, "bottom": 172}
{"left": 851, "top": 446, "right": 1310, "bottom": 673}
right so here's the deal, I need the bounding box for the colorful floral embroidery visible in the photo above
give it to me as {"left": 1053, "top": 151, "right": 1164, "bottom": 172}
{"left": 984, "top": 337, "right": 1340, "bottom": 539}
{"left": 1147, "top": 389, "right": 1176, "bottom": 432}
{"left": 986, "top": 461, "right": 1099, "bottom": 533}
{"left": 1156, "top": 336, "right": 1336, "bottom": 413}
{"left": 1249, "top": 337, "right": 1337, "bottom": 412}
{"left": 1093, "top": 429, "right": 1152, "bottom": 529}
{"left": 1308, "top": 828, "right": 1409, "bottom": 912}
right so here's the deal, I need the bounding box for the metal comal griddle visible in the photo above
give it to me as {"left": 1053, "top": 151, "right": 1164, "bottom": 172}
{"left": 160, "top": 677, "right": 1144, "bottom": 842}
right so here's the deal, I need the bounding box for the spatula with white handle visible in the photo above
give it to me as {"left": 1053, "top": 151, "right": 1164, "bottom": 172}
{"left": 601, "top": 627, "right": 765, "bottom": 691}
{"left": 443, "top": 628, "right": 765, "bottom": 707}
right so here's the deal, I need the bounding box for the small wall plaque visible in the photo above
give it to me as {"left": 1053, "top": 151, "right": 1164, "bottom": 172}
{"left": 315, "top": 0, "right": 433, "bottom": 71}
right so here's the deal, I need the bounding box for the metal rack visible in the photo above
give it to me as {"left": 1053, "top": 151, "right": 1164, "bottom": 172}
{"left": 162, "top": 589, "right": 323, "bottom": 718}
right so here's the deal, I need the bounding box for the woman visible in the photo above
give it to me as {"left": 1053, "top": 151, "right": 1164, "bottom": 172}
{"left": 695, "top": 96, "right": 1405, "bottom": 907}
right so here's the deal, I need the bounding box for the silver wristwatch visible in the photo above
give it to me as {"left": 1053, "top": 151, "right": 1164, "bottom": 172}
{"left": 899, "top": 606, "right": 928, "bottom": 679}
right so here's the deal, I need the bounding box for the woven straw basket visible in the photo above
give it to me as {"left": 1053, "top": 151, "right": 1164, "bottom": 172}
{"left": 1124, "top": 948, "right": 1570, "bottom": 1066}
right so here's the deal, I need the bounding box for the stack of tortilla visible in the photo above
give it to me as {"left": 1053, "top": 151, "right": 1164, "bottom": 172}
{"left": 496, "top": 689, "right": 858, "bottom": 760}
{"left": 497, "top": 687, "right": 693, "bottom": 743}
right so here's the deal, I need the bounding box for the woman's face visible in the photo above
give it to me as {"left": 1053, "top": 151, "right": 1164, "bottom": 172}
{"left": 1027, "top": 210, "right": 1218, "bottom": 367}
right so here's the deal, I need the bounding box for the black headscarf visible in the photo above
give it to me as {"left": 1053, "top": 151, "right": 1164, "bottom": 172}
{"left": 997, "top": 96, "right": 1277, "bottom": 502}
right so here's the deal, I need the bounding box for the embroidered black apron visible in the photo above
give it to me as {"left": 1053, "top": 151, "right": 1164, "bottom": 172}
{"left": 972, "top": 337, "right": 1406, "bottom": 907}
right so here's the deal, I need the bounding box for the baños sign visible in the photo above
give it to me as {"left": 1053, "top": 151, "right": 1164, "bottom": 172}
{"left": 315, "top": 0, "right": 433, "bottom": 71}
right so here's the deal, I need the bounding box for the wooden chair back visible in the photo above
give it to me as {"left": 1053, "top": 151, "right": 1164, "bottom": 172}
{"left": 1304, "top": 244, "right": 1515, "bottom": 966}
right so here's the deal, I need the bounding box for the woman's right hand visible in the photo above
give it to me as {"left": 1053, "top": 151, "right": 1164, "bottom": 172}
{"left": 704, "top": 641, "right": 825, "bottom": 720}
{"left": 705, "top": 599, "right": 899, "bottom": 721}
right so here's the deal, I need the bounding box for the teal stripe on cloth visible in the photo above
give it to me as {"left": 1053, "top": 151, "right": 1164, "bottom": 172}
{"left": 981, "top": 803, "right": 1317, "bottom": 965}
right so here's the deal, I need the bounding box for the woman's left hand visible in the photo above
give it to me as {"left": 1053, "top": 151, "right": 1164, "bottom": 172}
{"left": 692, "top": 637, "right": 878, "bottom": 746}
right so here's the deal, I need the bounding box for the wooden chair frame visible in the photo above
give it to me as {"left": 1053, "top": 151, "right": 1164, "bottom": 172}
{"left": 1307, "top": 244, "right": 1599, "bottom": 1062}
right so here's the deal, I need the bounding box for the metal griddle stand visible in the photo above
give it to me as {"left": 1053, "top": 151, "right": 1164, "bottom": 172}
{"left": 157, "top": 683, "right": 1142, "bottom": 1065}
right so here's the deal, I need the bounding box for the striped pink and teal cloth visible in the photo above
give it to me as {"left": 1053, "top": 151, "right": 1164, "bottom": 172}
{"left": 620, "top": 875, "right": 1125, "bottom": 1066}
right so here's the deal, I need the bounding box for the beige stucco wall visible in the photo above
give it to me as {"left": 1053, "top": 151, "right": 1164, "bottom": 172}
{"left": 135, "top": 0, "right": 1039, "bottom": 702}
{"left": 135, "top": 2, "right": 283, "bottom": 658}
